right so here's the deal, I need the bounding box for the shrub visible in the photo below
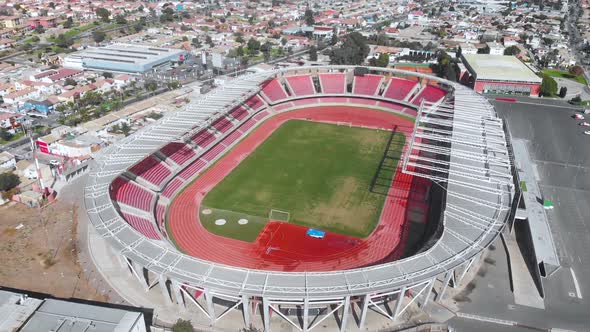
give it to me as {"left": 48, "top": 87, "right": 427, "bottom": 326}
{"left": 172, "top": 319, "right": 193, "bottom": 332}
{"left": 0, "top": 172, "right": 20, "bottom": 192}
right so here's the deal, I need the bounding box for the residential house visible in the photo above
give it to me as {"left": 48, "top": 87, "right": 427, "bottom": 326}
{"left": 3, "top": 87, "right": 39, "bottom": 105}
{"left": 0, "top": 151, "right": 16, "bottom": 170}
{"left": 27, "top": 17, "right": 57, "bottom": 28}
{"left": 0, "top": 16, "right": 22, "bottom": 28}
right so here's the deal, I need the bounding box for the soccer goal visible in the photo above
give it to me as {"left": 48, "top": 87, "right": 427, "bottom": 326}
{"left": 269, "top": 209, "right": 290, "bottom": 222}
{"left": 337, "top": 121, "right": 352, "bottom": 127}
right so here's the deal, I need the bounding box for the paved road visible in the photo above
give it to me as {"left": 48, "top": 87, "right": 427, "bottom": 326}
{"left": 449, "top": 99, "right": 590, "bottom": 331}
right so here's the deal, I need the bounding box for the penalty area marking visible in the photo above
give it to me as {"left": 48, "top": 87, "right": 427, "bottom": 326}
{"left": 238, "top": 219, "right": 249, "bottom": 225}
{"left": 215, "top": 219, "right": 227, "bottom": 226}
{"left": 202, "top": 209, "right": 212, "bottom": 215}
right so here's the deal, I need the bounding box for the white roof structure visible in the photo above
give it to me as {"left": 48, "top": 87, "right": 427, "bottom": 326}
{"left": 84, "top": 66, "right": 516, "bottom": 300}
{"left": 462, "top": 54, "right": 542, "bottom": 83}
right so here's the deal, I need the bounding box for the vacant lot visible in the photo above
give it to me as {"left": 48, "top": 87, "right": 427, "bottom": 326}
{"left": 200, "top": 120, "right": 404, "bottom": 241}
{"left": 0, "top": 201, "right": 109, "bottom": 302}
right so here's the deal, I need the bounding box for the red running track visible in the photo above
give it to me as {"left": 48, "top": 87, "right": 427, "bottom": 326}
{"left": 167, "top": 106, "right": 420, "bottom": 272}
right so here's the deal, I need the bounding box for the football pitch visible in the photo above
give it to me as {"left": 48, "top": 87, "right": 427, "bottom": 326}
{"left": 200, "top": 119, "right": 405, "bottom": 242}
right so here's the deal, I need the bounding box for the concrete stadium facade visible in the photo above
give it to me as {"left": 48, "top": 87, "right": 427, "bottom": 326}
{"left": 84, "top": 66, "right": 519, "bottom": 331}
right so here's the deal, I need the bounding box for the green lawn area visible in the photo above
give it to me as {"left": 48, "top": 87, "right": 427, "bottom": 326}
{"left": 0, "top": 132, "right": 25, "bottom": 145}
{"left": 543, "top": 69, "right": 588, "bottom": 85}
{"left": 199, "top": 120, "right": 405, "bottom": 242}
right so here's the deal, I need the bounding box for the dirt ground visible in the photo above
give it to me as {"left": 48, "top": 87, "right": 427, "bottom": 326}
{"left": 0, "top": 200, "right": 109, "bottom": 302}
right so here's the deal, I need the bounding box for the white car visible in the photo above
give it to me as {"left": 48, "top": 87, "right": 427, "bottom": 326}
{"left": 574, "top": 114, "right": 585, "bottom": 120}
{"left": 49, "top": 160, "right": 60, "bottom": 166}
{"left": 585, "top": 130, "right": 590, "bottom": 135}
{"left": 580, "top": 122, "right": 590, "bottom": 127}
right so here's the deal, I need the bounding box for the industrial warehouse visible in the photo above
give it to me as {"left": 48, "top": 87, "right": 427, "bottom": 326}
{"left": 461, "top": 54, "right": 543, "bottom": 97}
{"left": 63, "top": 44, "right": 187, "bottom": 73}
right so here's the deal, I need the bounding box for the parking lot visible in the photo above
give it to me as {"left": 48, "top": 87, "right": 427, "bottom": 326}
{"left": 449, "top": 97, "right": 590, "bottom": 331}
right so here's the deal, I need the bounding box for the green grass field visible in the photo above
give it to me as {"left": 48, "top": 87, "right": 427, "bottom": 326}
{"left": 542, "top": 69, "right": 588, "bottom": 86}
{"left": 199, "top": 120, "right": 405, "bottom": 242}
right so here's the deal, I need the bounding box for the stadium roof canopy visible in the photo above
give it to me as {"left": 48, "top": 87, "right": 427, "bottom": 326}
{"left": 462, "top": 54, "right": 542, "bottom": 83}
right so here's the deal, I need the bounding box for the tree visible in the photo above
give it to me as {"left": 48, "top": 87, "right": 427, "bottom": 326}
{"left": 456, "top": 46, "right": 462, "bottom": 58}
{"left": 172, "top": 319, "right": 193, "bottom": 332}
{"left": 120, "top": 123, "right": 131, "bottom": 136}
{"left": 167, "top": 80, "right": 181, "bottom": 90}
{"left": 304, "top": 8, "right": 314, "bottom": 26}
{"left": 64, "top": 78, "right": 77, "bottom": 86}
{"left": 0, "top": 129, "right": 13, "bottom": 141}
{"left": 374, "top": 52, "right": 389, "bottom": 67}
{"left": 0, "top": 172, "right": 20, "bottom": 192}
{"left": 236, "top": 46, "right": 245, "bottom": 57}
{"left": 205, "top": 35, "right": 214, "bottom": 47}
{"left": 103, "top": 72, "right": 113, "bottom": 79}
{"left": 161, "top": 7, "right": 175, "bottom": 22}
{"left": 145, "top": 80, "right": 158, "bottom": 95}
{"left": 477, "top": 45, "right": 490, "bottom": 54}
{"left": 49, "top": 2, "right": 55, "bottom": 9}
{"left": 569, "top": 95, "right": 582, "bottom": 104}
{"left": 330, "top": 28, "right": 338, "bottom": 45}
{"left": 115, "top": 15, "right": 127, "bottom": 25}
{"left": 539, "top": 74, "right": 558, "bottom": 97}
{"left": 34, "top": 25, "right": 45, "bottom": 34}
{"left": 542, "top": 37, "right": 554, "bottom": 47}
{"left": 280, "top": 37, "right": 288, "bottom": 47}
{"left": 96, "top": 8, "right": 111, "bottom": 23}
{"left": 329, "top": 32, "right": 370, "bottom": 65}
{"left": 92, "top": 31, "right": 106, "bottom": 44}
{"left": 431, "top": 51, "right": 459, "bottom": 82}
{"left": 63, "top": 17, "right": 73, "bottom": 29}
{"left": 559, "top": 86, "right": 568, "bottom": 98}
{"left": 569, "top": 65, "right": 585, "bottom": 76}
{"left": 247, "top": 38, "right": 261, "bottom": 55}
{"left": 504, "top": 45, "right": 520, "bottom": 56}
{"left": 191, "top": 37, "right": 201, "bottom": 48}
{"left": 235, "top": 33, "right": 245, "bottom": 44}
{"left": 309, "top": 45, "right": 318, "bottom": 61}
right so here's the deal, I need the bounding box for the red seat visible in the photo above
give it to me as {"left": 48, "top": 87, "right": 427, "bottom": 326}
{"left": 229, "top": 106, "right": 248, "bottom": 121}
{"left": 212, "top": 116, "right": 233, "bottom": 133}
{"left": 128, "top": 156, "right": 171, "bottom": 187}
{"left": 261, "top": 79, "right": 289, "bottom": 102}
{"left": 319, "top": 73, "right": 346, "bottom": 94}
{"left": 383, "top": 78, "right": 417, "bottom": 100}
{"left": 191, "top": 129, "right": 216, "bottom": 148}
{"left": 121, "top": 212, "right": 161, "bottom": 240}
{"left": 159, "top": 142, "right": 195, "bottom": 166}
{"left": 353, "top": 74, "right": 382, "bottom": 96}
{"left": 411, "top": 86, "right": 447, "bottom": 105}
{"left": 178, "top": 159, "right": 207, "bottom": 180}
{"left": 244, "top": 95, "right": 265, "bottom": 111}
{"left": 286, "top": 75, "right": 315, "bottom": 96}
{"left": 110, "top": 177, "right": 154, "bottom": 211}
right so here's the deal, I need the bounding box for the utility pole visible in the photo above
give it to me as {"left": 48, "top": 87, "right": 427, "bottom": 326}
{"left": 23, "top": 119, "right": 45, "bottom": 191}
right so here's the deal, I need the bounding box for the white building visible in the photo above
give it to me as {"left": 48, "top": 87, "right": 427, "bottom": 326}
{"left": 460, "top": 43, "right": 478, "bottom": 55}
{"left": 0, "top": 151, "right": 16, "bottom": 170}
{"left": 488, "top": 42, "right": 505, "bottom": 55}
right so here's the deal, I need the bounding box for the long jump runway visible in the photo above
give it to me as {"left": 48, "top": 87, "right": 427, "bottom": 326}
{"left": 167, "top": 106, "right": 421, "bottom": 272}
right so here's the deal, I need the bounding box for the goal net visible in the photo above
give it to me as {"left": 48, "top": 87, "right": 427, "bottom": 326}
{"left": 269, "top": 209, "right": 290, "bottom": 222}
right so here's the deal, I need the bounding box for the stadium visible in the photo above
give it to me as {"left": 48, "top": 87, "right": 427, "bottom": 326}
{"left": 84, "top": 66, "right": 519, "bottom": 331}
